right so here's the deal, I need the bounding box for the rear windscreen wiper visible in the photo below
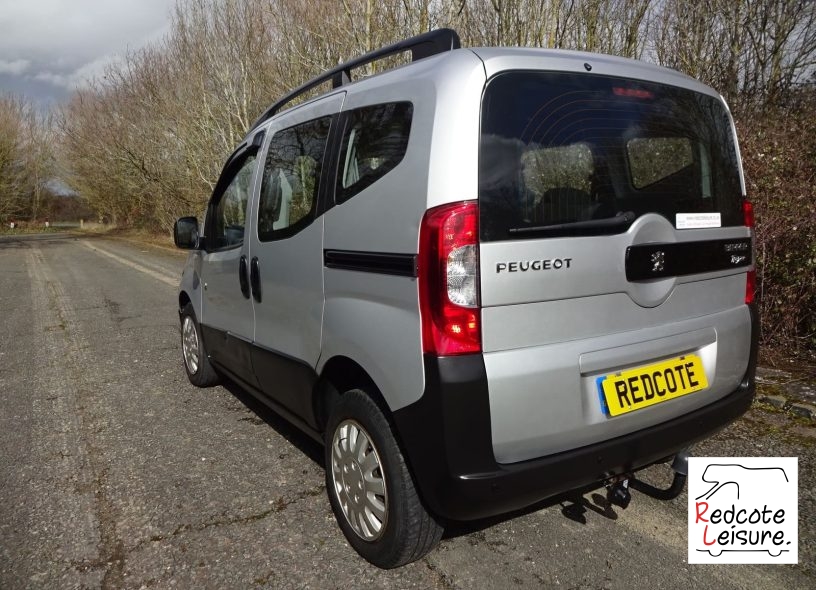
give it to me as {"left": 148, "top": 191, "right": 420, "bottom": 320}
{"left": 508, "top": 211, "right": 636, "bottom": 236}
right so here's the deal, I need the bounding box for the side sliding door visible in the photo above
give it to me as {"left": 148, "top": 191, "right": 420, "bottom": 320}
{"left": 249, "top": 93, "right": 344, "bottom": 424}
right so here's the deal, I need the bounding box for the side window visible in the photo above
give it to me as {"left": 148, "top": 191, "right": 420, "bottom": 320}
{"left": 336, "top": 102, "right": 412, "bottom": 203}
{"left": 210, "top": 154, "right": 257, "bottom": 250}
{"left": 627, "top": 137, "right": 693, "bottom": 189}
{"left": 258, "top": 116, "right": 331, "bottom": 241}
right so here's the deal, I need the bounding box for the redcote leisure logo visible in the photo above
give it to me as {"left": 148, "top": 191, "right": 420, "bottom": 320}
{"left": 688, "top": 457, "right": 798, "bottom": 564}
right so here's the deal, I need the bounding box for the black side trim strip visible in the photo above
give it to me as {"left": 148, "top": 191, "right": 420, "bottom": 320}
{"left": 324, "top": 249, "right": 417, "bottom": 277}
{"left": 626, "top": 238, "right": 752, "bottom": 281}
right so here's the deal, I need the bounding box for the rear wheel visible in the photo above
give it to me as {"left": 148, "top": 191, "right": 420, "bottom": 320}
{"left": 325, "top": 389, "right": 443, "bottom": 568}
{"left": 180, "top": 303, "right": 219, "bottom": 387}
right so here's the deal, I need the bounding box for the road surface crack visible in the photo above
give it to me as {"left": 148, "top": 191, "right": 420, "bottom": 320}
{"left": 131, "top": 484, "right": 326, "bottom": 552}
{"left": 424, "top": 558, "right": 458, "bottom": 589}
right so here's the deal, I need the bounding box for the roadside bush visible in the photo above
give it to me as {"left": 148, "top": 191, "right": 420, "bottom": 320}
{"left": 737, "top": 95, "right": 816, "bottom": 354}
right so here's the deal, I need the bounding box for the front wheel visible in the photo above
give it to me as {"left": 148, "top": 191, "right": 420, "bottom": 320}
{"left": 180, "top": 303, "right": 219, "bottom": 387}
{"left": 325, "top": 389, "right": 443, "bottom": 568}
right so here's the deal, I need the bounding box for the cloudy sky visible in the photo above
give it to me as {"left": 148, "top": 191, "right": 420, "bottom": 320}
{"left": 0, "top": 0, "right": 176, "bottom": 106}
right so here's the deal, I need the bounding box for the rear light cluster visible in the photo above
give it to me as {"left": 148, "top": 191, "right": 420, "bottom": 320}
{"left": 743, "top": 200, "right": 756, "bottom": 305}
{"left": 418, "top": 201, "right": 481, "bottom": 355}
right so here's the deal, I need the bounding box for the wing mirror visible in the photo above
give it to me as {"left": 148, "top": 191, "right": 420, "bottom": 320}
{"left": 174, "top": 216, "right": 200, "bottom": 249}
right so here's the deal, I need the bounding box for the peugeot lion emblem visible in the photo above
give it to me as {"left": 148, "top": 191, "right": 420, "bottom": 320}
{"left": 651, "top": 250, "right": 666, "bottom": 272}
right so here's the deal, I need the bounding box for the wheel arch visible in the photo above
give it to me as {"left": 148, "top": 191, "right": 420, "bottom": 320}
{"left": 179, "top": 290, "right": 192, "bottom": 313}
{"left": 313, "top": 355, "right": 392, "bottom": 433}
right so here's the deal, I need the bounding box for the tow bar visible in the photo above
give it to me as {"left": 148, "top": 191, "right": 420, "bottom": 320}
{"left": 631, "top": 450, "right": 689, "bottom": 501}
{"left": 605, "top": 450, "right": 689, "bottom": 508}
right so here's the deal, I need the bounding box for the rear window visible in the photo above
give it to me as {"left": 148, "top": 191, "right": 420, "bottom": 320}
{"left": 479, "top": 72, "right": 743, "bottom": 241}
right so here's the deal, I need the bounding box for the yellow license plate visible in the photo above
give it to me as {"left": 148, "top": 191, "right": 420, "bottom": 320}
{"left": 597, "top": 354, "right": 708, "bottom": 417}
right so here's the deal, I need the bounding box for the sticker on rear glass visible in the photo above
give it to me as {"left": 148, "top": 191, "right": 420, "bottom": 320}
{"left": 676, "top": 213, "right": 721, "bottom": 229}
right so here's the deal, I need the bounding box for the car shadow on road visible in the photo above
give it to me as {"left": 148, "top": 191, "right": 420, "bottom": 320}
{"left": 218, "top": 377, "right": 324, "bottom": 467}
{"left": 442, "top": 486, "right": 620, "bottom": 541}
{"left": 215, "top": 376, "right": 623, "bottom": 541}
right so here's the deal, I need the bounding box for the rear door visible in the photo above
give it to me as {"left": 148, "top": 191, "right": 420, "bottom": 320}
{"left": 477, "top": 71, "right": 753, "bottom": 464}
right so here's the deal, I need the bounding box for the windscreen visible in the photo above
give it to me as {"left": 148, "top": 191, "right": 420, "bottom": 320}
{"left": 479, "top": 71, "right": 743, "bottom": 241}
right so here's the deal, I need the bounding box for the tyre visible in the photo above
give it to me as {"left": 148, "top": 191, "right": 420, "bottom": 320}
{"left": 325, "top": 389, "right": 443, "bottom": 568}
{"left": 180, "top": 302, "right": 219, "bottom": 387}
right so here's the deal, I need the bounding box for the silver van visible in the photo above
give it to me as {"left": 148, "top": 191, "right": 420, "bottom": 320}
{"left": 174, "top": 29, "right": 758, "bottom": 568}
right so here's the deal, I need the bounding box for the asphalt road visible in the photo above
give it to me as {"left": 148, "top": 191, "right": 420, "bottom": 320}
{"left": 0, "top": 234, "right": 813, "bottom": 589}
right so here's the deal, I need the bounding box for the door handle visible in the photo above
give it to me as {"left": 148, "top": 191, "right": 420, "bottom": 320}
{"left": 250, "top": 256, "right": 262, "bottom": 303}
{"left": 239, "top": 255, "right": 250, "bottom": 299}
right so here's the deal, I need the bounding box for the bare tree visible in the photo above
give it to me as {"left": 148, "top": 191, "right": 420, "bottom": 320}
{"left": 0, "top": 94, "right": 55, "bottom": 224}
{"left": 21, "top": 108, "right": 56, "bottom": 221}
{"left": 651, "top": 0, "right": 816, "bottom": 111}
{"left": 56, "top": 0, "right": 816, "bottom": 232}
{"left": 0, "top": 96, "right": 26, "bottom": 222}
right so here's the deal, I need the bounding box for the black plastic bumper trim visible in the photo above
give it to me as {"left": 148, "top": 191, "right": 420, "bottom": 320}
{"left": 395, "top": 347, "right": 756, "bottom": 522}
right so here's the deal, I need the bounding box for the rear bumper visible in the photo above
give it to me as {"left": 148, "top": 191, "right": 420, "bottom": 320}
{"left": 393, "top": 306, "right": 758, "bottom": 522}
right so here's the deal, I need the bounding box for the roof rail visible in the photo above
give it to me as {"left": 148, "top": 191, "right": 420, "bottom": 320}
{"left": 250, "top": 28, "right": 461, "bottom": 131}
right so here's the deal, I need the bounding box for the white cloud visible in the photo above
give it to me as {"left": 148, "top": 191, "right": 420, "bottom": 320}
{"left": 32, "top": 55, "right": 123, "bottom": 90}
{"left": 0, "top": 0, "right": 175, "bottom": 101}
{"left": 32, "top": 71, "right": 70, "bottom": 88}
{"left": 0, "top": 59, "right": 30, "bottom": 75}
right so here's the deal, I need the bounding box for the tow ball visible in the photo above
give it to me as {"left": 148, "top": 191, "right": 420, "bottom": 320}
{"left": 605, "top": 477, "right": 632, "bottom": 509}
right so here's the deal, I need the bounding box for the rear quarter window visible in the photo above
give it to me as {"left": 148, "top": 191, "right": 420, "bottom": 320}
{"left": 336, "top": 102, "right": 412, "bottom": 203}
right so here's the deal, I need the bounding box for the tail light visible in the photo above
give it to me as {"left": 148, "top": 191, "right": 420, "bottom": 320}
{"left": 743, "top": 200, "right": 755, "bottom": 228}
{"left": 743, "top": 200, "right": 756, "bottom": 305}
{"left": 418, "top": 201, "right": 481, "bottom": 355}
{"left": 745, "top": 269, "right": 756, "bottom": 305}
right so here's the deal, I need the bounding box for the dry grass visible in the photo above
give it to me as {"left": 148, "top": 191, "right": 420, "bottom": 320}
{"left": 76, "top": 224, "right": 182, "bottom": 255}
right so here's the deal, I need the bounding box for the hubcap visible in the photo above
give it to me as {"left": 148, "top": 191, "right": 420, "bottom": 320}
{"left": 181, "top": 316, "right": 199, "bottom": 374}
{"left": 330, "top": 420, "right": 387, "bottom": 541}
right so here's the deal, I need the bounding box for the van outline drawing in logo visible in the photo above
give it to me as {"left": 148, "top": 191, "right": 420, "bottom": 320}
{"left": 688, "top": 457, "right": 798, "bottom": 564}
